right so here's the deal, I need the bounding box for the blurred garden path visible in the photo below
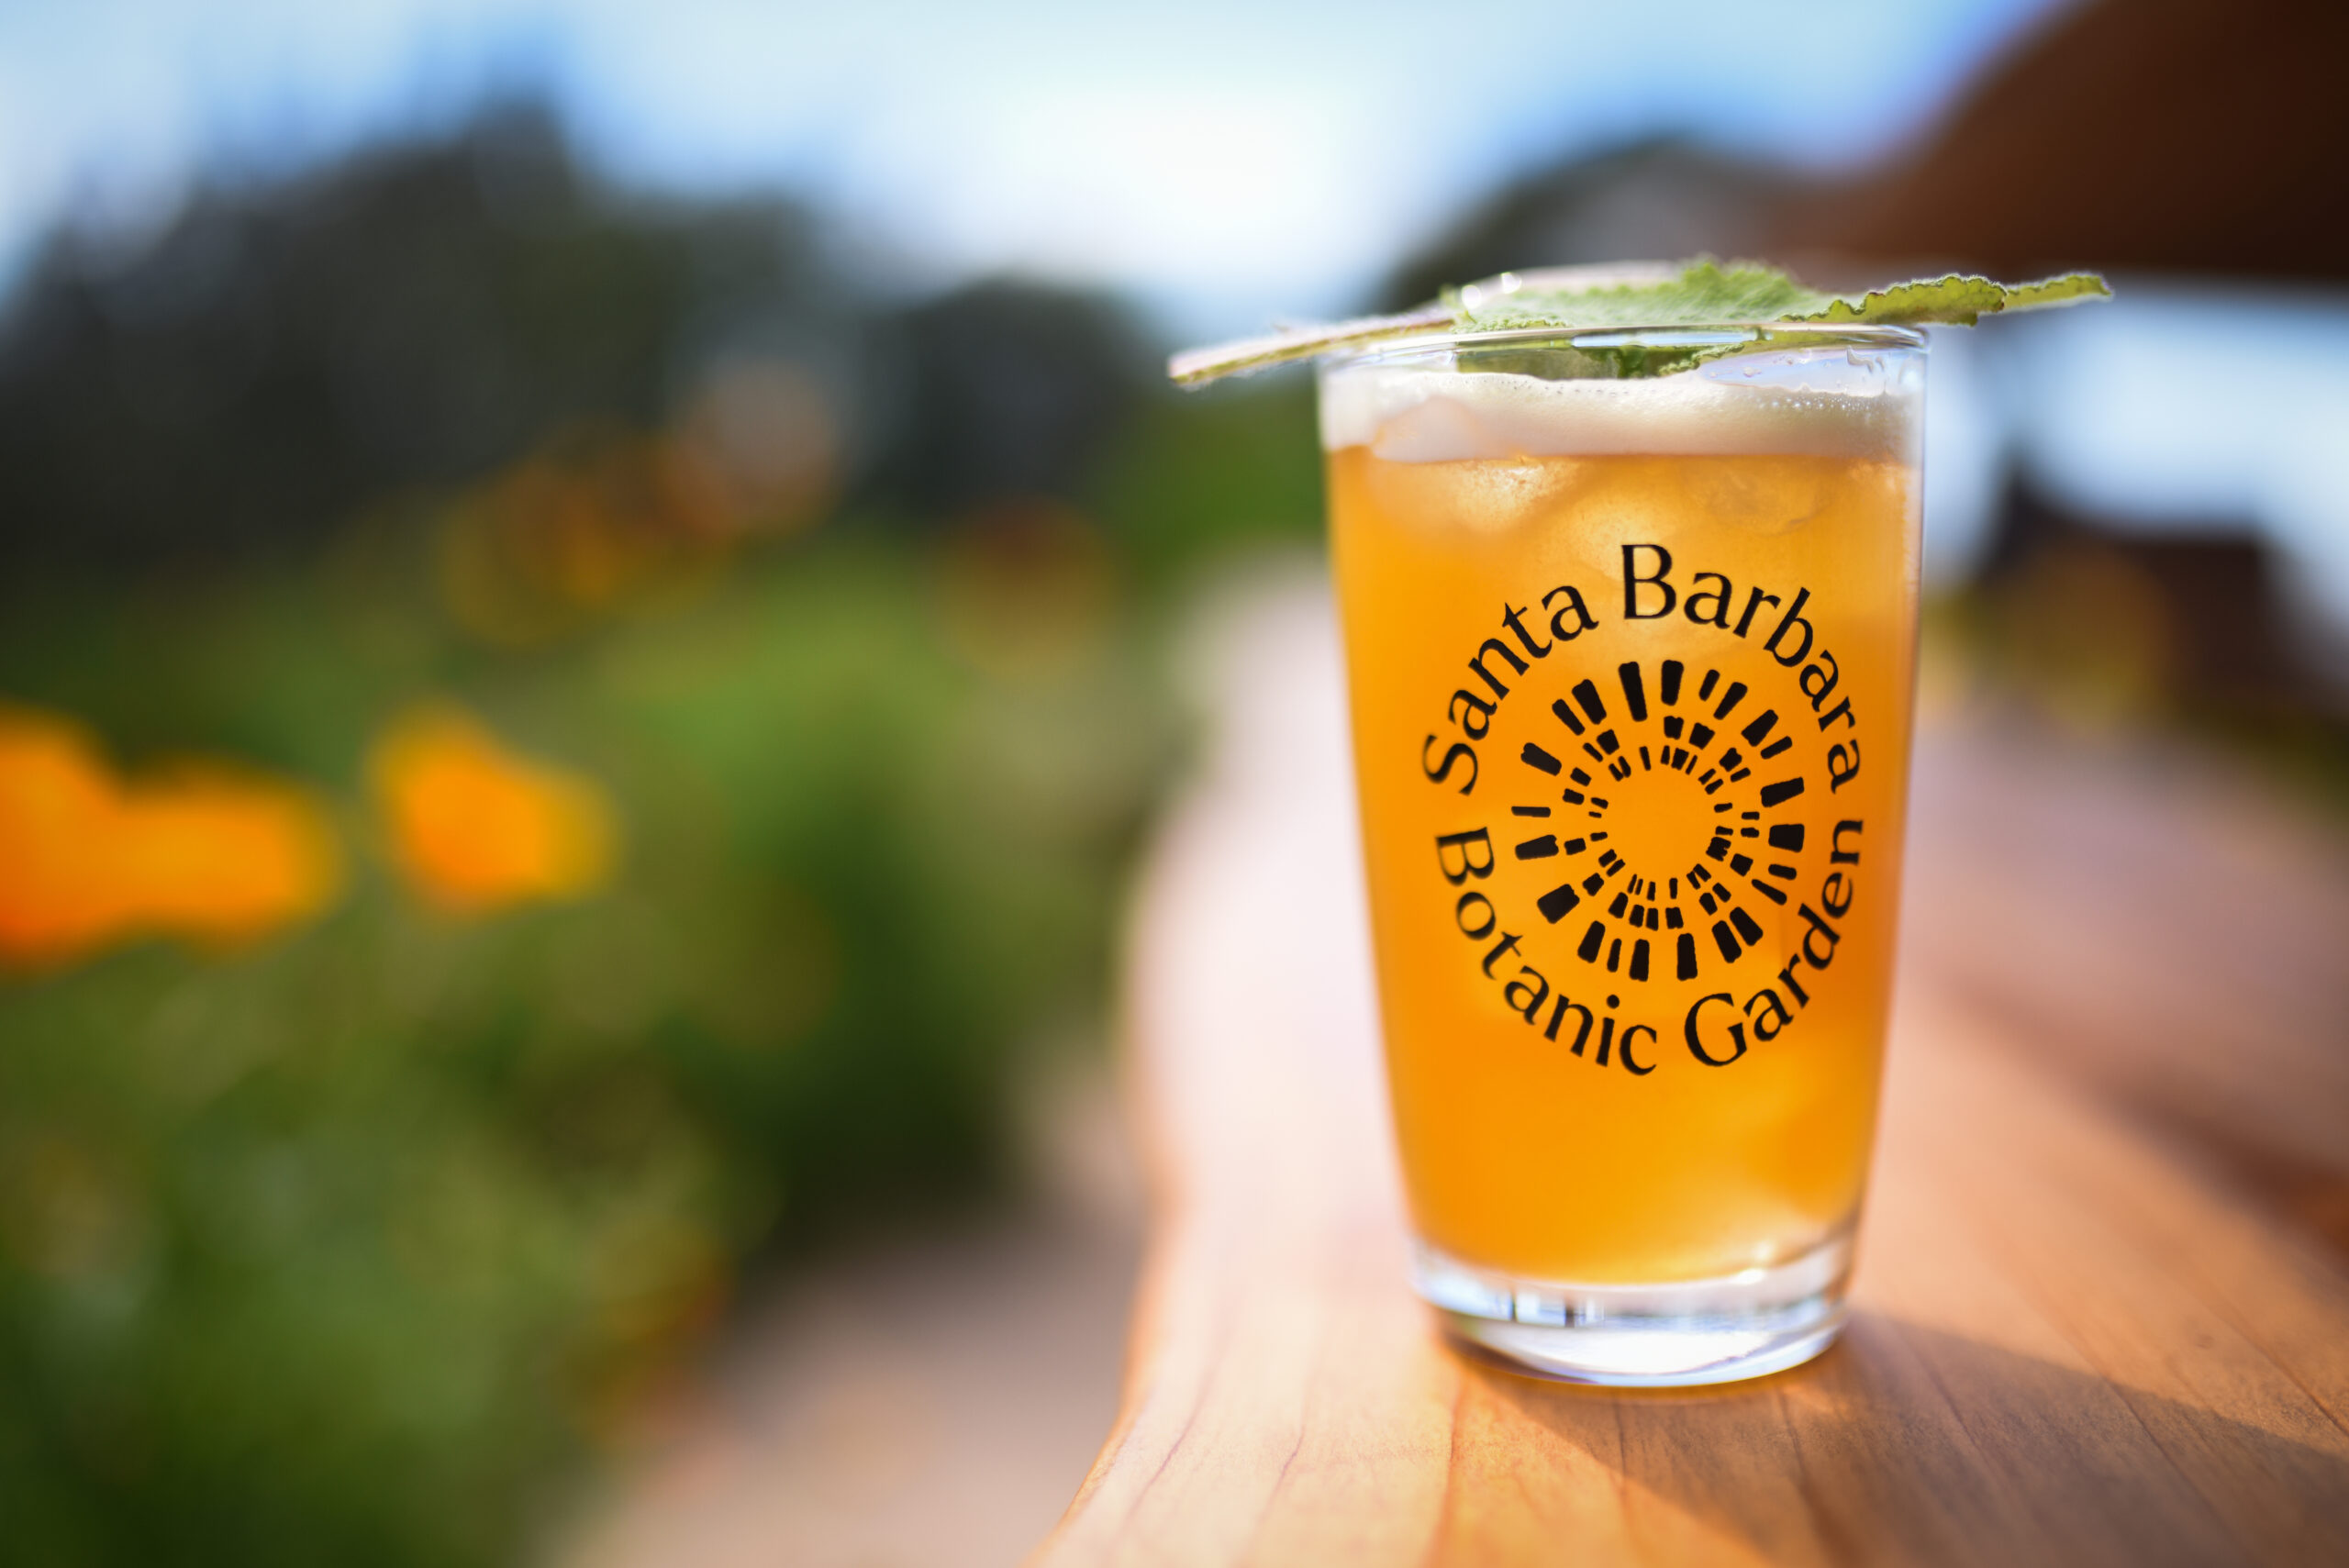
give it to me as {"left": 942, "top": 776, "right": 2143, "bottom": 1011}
{"left": 562, "top": 1062, "right": 1143, "bottom": 1568}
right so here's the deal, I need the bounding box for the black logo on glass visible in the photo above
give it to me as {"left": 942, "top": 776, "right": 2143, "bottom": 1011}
{"left": 1420, "top": 543, "right": 1874, "bottom": 1076}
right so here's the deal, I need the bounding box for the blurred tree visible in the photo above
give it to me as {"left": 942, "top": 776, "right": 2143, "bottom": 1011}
{"left": 0, "top": 102, "right": 853, "bottom": 572}
{"left": 1380, "top": 139, "right": 1803, "bottom": 312}
{"left": 869, "top": 279, "right": 1155, "bottom": 518}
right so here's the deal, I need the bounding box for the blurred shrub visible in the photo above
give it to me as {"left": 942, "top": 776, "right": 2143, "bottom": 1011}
{"left": 0, "top": 528, "right": 1171, "bottom": 1565}
{"left": 1088, "top": 377, "right": 1324, "bottom": 583}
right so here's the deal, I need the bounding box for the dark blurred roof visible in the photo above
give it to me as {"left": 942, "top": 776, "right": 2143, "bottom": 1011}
{"left": 1782, "top": 0, "right": 2349, "bottom": 282}
{"left": 1388, "top": 0, "right": 2349, "bottom": 308}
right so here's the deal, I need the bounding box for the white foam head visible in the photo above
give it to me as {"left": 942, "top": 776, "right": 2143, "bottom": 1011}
{"left": 1319, "top": 346, "right": 1922, "bottom": 463}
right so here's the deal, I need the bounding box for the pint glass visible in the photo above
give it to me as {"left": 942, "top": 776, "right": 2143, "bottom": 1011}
{"left": 1321, "top": 323, "right": 1925, "bottom": 1384}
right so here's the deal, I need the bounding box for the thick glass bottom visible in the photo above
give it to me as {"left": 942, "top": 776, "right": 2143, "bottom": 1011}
{"left": 1415, "top": 1231, "right": 1853, "bottom": 1387}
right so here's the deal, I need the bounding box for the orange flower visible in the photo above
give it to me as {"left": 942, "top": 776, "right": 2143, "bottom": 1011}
{"left": 370, "top": 706, "right": 616, "bottom": 912}
{"left": 0, "top": 706, "right": 342, "bottom": 969}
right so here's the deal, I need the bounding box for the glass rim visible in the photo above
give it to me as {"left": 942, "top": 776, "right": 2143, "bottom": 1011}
{"left": 1318, "top": 319, "right": 1929, "bottom": 372}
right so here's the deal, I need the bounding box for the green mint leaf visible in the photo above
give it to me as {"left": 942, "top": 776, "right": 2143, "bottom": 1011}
{"left": 1448, "top": 259, "right": 1833, "bottom": 333}
{"left": 1787, "top": 268, "right": 2112, "bottom": 328}
{"left": 1169, "top": 258, "right": 2110, "bottom": 385}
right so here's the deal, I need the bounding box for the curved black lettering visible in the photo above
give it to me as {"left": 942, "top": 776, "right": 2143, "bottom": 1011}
{"left": 1684, "top": 991, "right": 1748, "bottom": 1066}
{"left": 1422, "top": 735, "right": 1477, "bottom": 795}
{"left": 1619, "top": 1024, "right": 1657, "bottom": 1076}
{"left": 1455, "top": 892, "right": 1497, "bottom": 940}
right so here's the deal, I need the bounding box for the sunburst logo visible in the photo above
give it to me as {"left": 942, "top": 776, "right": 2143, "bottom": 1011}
{"left": 1505, "top": 657, "right": 1809, "bottom": 987}
{"left": 1413, "top": 545, "right": 1879, "bottom": 1074}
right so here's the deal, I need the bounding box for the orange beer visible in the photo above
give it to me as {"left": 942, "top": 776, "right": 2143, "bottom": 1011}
{"left": 1321, "top": 325, "right": 1924, "bottom": 1381}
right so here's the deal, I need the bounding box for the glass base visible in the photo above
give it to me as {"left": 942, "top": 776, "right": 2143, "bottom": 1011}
{"left": 1415, "top": 1232, "right": 1853, "bottom": 1387}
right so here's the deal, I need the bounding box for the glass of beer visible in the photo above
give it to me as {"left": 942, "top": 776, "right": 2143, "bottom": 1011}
{"left": 1321, "top": 315, "right": 1925, "bottom": 1385}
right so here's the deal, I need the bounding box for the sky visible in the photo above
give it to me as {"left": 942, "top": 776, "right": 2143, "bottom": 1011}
{"left": 0, "top": 0, "right": 2064, "bottom": 333}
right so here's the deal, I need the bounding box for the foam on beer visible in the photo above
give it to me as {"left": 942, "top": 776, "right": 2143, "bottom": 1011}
{"left": 1320, "top": 358, "right": 1919, "bottom": 463}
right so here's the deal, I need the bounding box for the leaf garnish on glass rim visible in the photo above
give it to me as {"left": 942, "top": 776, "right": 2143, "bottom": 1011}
{"left": 1169, "top": 257, "right": 2110, "bottom": 386}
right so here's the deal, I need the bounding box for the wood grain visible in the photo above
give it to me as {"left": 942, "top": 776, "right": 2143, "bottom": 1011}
{"left": 1031, "top": 584, "right": 2349, "bottom": 1567}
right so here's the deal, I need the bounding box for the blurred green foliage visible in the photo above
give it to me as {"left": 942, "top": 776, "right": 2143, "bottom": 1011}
{"left": 0, "top": 103, "right": 1326, "bottom": 1568}
{"left": 0, "top": 527, "right": 1178, "bottom": 1562}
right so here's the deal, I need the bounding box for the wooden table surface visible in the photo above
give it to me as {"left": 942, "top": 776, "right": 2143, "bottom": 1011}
{"left": 1031, "top": 584, "right": 2349, "bottom": 1567}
